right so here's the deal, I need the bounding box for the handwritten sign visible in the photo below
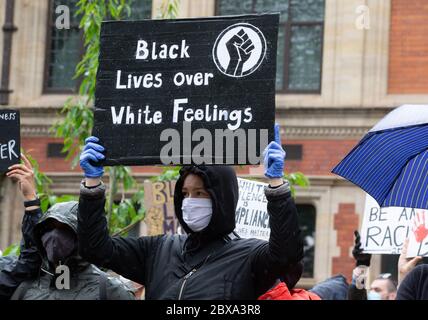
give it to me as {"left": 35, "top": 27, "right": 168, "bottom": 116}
{"left": 0, "top": 110, "right": 20, "bottom": 173}
{"left": 93, "top": 14, "right": 279, "bottom": 166}
{"left": 142, "top": 180, "right": 179, "bottom": 236}
{"left": 407, "top": 210, "right": 428, "bottom": 257}
{"left": 235, "top": 178, "right": 270, "bottom": 240}
{"left": 360, "top": 194, "right": 428, "bottom": 256}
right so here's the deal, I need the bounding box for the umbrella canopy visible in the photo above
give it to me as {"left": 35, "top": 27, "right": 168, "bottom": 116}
{"left": 332, "top": 105, "right": 428, "bottom": 209}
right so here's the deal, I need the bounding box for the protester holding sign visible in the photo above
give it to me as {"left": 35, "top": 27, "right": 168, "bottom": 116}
{"left": 4, "top": 155, "right": 133, "bottom": 300}
{"left": 77, "top": 125, "right": 304, "bottom": 299}
{"left": 1, "top": 155, "right": 42, "bottom": 299}
{"left": 12, "top": 200, "right": 135, "bottom": 300}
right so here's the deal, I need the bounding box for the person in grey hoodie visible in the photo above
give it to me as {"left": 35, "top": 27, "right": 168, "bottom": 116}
{"left": 11, "top": 201, "right": 135, "bottom": 300}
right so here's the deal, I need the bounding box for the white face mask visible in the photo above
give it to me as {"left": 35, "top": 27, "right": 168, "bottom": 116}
{"left": 367, "top": 291, "right": 382, "bottom": 300}
{"left": 181, "top": 198, "right": 213, "bottom": 232}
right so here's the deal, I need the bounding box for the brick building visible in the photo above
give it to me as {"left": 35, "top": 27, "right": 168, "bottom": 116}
{"left": 0, "top": 0, "right": 427, "bottom": 288}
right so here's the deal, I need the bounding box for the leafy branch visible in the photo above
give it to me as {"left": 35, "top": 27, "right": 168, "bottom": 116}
{"left": 157, "top": 0, "right": 180, "bottom": 19}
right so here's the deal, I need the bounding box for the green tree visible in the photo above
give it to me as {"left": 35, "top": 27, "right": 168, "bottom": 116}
{"left": 2, "top": 0, "right": 164, "bottom": 255}
{"left": 3, "top": 0, "right": 310, "bottom": 256}
{"left": 50, "top": 0, "right": 181, "bottom": 237}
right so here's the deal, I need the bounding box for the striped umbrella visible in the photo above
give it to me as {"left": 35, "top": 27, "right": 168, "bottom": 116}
{"left": 332, "top": 105, "right": 428, "bottom": 209}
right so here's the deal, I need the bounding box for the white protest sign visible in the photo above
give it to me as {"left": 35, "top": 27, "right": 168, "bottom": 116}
{"left": 407, "top": 210, "right": 428, "bottom": 257}
{"left": 360, "top": 194, "right": 414, "bottom": 254}
{"left": 234, "top": 178, "right": 270, "bottom": 241}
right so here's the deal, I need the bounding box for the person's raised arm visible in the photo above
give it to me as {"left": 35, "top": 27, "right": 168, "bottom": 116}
{"left": 250, "top": 125, "right": 304, "bottom": 295}
{"left": 348, "top": 230, "right": 370, "bottom": 300}
{"left": 1, "top": 154, "right": 42, "bottom": 299}
{"left": 78, "top": 137, "right": 162, "bottom": 285}
{"left": 398, "top": 238, "right": 422, "bottom": 286}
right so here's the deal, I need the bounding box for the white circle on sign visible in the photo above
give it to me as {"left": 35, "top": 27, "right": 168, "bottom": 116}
{"left": 213, "top": 23, "right": 267, "bottom": 78}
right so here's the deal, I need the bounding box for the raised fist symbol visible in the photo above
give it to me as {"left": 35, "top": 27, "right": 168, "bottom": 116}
{"left": 225, "top": 29, "right": 255, "bottom": 76}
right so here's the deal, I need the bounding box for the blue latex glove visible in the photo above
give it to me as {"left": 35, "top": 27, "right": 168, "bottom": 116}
{"left": 263, "top": 124, "right": 286, "bottom": 179}
{"left": 80, "top": 136, "right": 105, "bottom": 178}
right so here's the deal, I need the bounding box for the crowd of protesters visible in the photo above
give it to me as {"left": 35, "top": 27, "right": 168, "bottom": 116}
{"left": 0, "top": 129, "right": 426, "bottom": 300}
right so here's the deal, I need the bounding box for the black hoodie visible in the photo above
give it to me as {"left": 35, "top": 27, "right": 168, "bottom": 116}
{"left": 78, "top": 165, "right": 304, "bottom": 299}
{"left": 174, "top": 165, "right": 238, "bottom": 251}
{"left": 12, "top": 201, "right": 134, "bottom": 300}
{"left": 397, "top": 264, "right": 428, "bottom": 300}
{"left": 0, "top": 208, "right": 42, "bottom": 300}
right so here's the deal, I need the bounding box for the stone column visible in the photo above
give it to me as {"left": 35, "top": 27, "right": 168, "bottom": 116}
{"left": 0, "top": 177, "right": 23, "bottom": 250}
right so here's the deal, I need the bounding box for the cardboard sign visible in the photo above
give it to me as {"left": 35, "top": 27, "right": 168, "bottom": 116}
{"left": 0, "top": 110, "right": 20, "bottom": 173}
{"left": 407, "top": 210, "right": 428, "bottom": 257}
{"left": 360, "top": 194, "right": 428, "bottom": 256}
{"left": 235, "top": 178, "right": 270, "bottom": 240}
{"left": 142, "top": 180, "right": 179, "bottom": 236}
{"left": 94, "top": 14, "right": 279, "bottom": 166}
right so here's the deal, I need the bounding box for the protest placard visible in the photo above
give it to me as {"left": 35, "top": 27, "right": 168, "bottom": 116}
{"left": 407, "top": 209, "right": 428, "bottom": 257}
{"left": 94, "top": 14, "right": 279, "bottom": 166}
{"left": 0, "top": 110, "right": 20, "bottom": 173}
{"left": 142, "top": 180, "right": 179, "bottom": 236}
{"left": 360, "top": 194, "right": 428, "bottom": 256}
{"left": 235, "top": 178, "right": 270, "bottom": 241}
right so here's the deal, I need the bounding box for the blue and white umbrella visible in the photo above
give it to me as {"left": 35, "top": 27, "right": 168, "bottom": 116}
{"left": 332, "top": 105, "right": 428, "bottom": 209}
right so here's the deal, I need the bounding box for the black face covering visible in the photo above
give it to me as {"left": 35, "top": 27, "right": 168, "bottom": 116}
{"left": 41, "top": 228, "right": 77, "bottom": 265}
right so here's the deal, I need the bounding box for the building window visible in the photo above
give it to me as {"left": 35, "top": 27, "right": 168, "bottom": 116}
{"left": 44, "top": 0, "right": 152, "bottom": 93}
{"left": 216, "top": 0, "right": 325, "bottom": 93}
{"left": 44, "top": 0, "right": 82, "bottom": 93}
{"left": 283, "top": 144, "right": 303, "bottom": 160}
{"left": 128, "top": 0, "right": 153, "bottom": 20}
{"left": 296, "top": 204, "right": 316, "bottom": 278}
{"left": 47, "top": 143, "right": 66, "bottom": 158}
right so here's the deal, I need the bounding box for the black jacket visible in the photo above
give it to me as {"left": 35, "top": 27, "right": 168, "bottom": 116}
{"left": 78, "top": 165, "right": 303, "bottom": 299}
{"left": 13, "top": 201, "right": 134, "bottom": 300}
{"left": 0, "top": 208, "right": 42, "bottom": 300}
{"left": 397, "top": 264, "right": 428, "bottom": 300}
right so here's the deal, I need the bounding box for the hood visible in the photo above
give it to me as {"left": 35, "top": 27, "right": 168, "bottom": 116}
{"left": 33, "top": 201, "right": 83, "bottom": 269}
{"left": 174, "top": 165, "right": 239, "bottom": 242}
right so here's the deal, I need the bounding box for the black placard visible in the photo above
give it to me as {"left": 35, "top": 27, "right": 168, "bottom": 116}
{"left": 0, "top": 110, "right": 20, "bottom": 173}
{"left": 94, "top": 14, "right": 279, "bottom": 166}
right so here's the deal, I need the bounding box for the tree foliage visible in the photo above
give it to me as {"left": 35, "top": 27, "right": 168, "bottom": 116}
{"left": 3, "top": 0, "right": 310, "bottom": 254}
{"left": 47, "top": 0, "right": 181, "bottom": 237}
